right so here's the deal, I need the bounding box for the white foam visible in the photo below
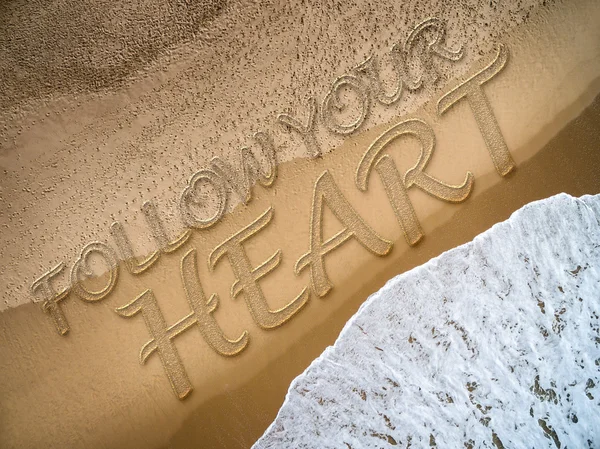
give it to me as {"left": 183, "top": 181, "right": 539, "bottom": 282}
{"left": 255, "top": 193, "right": 600, "bottom": 448}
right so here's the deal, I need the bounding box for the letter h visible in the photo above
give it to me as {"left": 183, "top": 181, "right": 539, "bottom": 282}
{"left": 116, "top": 249, "right": 249, "bottom": 400}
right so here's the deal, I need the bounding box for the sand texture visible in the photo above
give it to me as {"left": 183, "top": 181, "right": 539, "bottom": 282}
{"left": 1, "top": 0, "right": 600, "bottom": 448}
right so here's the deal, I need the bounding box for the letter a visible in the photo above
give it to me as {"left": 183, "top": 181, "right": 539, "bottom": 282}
{"left": 295, "top": 170, "right": 392, "bottom": 297}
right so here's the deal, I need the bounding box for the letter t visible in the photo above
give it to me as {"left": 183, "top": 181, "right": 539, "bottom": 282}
{"left": 437, "top": 44, "right": 515, "bottom": 177}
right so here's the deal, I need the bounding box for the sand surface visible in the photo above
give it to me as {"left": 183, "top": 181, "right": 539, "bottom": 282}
{"left": 1, "top": 0, "right": 600, "bottom": 448}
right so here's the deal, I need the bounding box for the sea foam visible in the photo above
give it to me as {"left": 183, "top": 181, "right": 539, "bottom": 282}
{"left": 254, "top": 193, "right": 600, "bottom": 448}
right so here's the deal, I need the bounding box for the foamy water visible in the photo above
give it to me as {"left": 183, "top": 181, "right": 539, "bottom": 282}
{"left": 255, "top": 193, "right": 600, "bottom": 448}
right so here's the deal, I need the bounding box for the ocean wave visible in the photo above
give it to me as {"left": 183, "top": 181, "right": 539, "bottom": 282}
{"left": 255, "top": 193, "right": 600, "bottom": 448}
